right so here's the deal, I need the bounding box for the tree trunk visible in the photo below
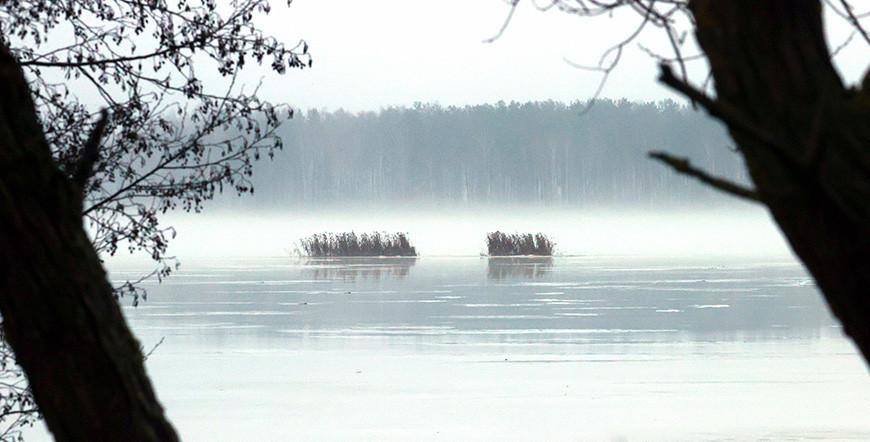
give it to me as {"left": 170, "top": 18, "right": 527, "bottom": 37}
{"left": 0, "top": 43, "right": 180, "bottom": 441}
{"left": 688, "top": 0, "right": 870, "bottom": 364}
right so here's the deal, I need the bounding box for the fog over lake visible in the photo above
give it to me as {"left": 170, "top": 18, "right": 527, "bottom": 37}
{"left": 151, "top": 207, "right": 785, "bottom": 258}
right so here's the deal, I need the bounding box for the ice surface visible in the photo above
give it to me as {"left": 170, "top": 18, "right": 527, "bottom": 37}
{"left": 24, "top": 255, "right": 870, "bottom": 441}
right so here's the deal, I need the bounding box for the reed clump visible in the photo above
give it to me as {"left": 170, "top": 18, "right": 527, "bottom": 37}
{"left": 299, "top": 232, "right": 417, "bottom": 257}
{"left": 486, "top": 231, "right": 554, "bottom": 256}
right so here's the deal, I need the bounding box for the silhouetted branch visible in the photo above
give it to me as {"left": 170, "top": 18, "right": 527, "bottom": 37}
{"left": 837, "top": 0, "right": 870, "bottom": 47}
{"left": 143, "top": 337, "right": 166, "bottom": 360}
{"left": 73, "top": 109, "right": 108, "bottom": 189}
{"left": 658, "top": 63, "right": 803, "bottom": 166}
{"left": 648, "top": 150, "right": 761, "bottom": 202}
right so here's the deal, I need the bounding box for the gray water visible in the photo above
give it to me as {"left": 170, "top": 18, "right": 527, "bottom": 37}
{"left": 27, "top": 256, "right": 870, "bottom": 441}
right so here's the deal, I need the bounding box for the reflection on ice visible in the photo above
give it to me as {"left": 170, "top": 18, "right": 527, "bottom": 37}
{"left": 487, "top": 256, "right": 553, "bottom": 279}
{"left": 300, "top": 257, "right": 418, "bottom": 280}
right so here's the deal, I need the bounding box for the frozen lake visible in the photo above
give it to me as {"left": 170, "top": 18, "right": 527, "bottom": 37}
{"left": 26, "top": 256, "right": 870, "bottom": 440}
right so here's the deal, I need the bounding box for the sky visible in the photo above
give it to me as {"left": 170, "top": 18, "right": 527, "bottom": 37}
{"left": 228, "top": 0, "right": 870, "bottom": 112}
{"left": 251, "top": 0, "right": 693, "bottom": 111}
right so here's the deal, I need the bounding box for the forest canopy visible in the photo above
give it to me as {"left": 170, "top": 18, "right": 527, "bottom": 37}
{"left": 238, "top": 99, "right": 746, "bottom": 207}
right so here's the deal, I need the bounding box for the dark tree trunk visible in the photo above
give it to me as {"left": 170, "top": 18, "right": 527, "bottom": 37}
{"left": 688, "top": 0, "right": 870, "bottom": 364}
{"left": 0, "top": 43, "right": 180, "bottom": 441}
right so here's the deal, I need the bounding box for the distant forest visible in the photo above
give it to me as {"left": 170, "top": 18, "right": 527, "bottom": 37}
{"left": 235, "top": 99, "right": 746, "bottom": 207}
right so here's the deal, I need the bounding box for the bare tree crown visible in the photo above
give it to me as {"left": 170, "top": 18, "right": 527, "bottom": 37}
{"left": 1, "top": 0, "right": 310, "bottom": 296}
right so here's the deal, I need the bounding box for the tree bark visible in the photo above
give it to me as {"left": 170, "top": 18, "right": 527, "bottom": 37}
{"left": 0, "top": 42, "right": 180, "bottom": 441}
{"left": 686, "top": 0, "right": 870, "bottom": 364}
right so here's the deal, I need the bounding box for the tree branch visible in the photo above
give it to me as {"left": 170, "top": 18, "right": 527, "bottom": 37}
{"left": 484, "top": 0, "right": 520, "bottom": 43}
{"left": 143, "top": 336, "right": 165, "bottom": 360}
{"left": 73, "top": 109, "right": 108, "bottom": 189}
{"left": 19, "top": 44, "right": 184, "bottom": 68}
{"left": 837, "top": 0, "right": 870, "bottom": 47}
{"left": 648, "top": 150, "right": 762, "bottom": 202}
{"left": 658, "top": 64, "right": 786, "bottom": 152}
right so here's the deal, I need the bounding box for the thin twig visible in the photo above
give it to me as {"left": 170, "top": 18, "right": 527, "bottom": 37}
{"left": 658, "top": 63, "right": 798, "bottom": 165}
{"left": 73, "top": 109, "right": 109, "bottom": 189}
{"left": 484, "top": 0, "right": 520, "bottom": 43}
{"left": 144, "top": 337, "right": 166, "bottom": 360}
{"left": 649, "top": 151, "right": 761, "bottom": 202}
{"left": 838, "top": 0, "right": 870, "bottom": 47}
